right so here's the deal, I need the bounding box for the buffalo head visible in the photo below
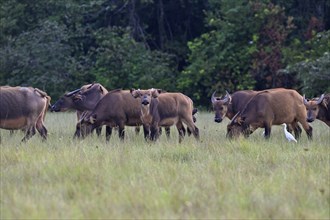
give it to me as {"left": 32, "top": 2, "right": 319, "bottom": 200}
{"left": 50, "top": 88, "right": 81, "bottom": 112}
{"left": 76, "top": 113, "right": 98, "bottom": 138}
{"left": 303, "top": 94, "right": 325, "bottom": 123}
{"left": 72, "top": 83, "right": 108, "bottom": 111}
{"left": 131, "top": 88, "right": 163, "bottom": 106}
{"left": 226, "top": 111, "right": 251, "bottom": 139}
{"left": 211, "top": 90, "right": 232, "bottom": 123}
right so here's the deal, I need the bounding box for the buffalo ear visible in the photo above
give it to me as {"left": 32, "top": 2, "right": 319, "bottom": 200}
{"left": 151, "top": 88, "right": 160, "bottom": 98}
{"left": 100, "top": 85, "right": 106, "bottom": 94}
{"left": 87, "top": 82, "right": 95, "bottom": 89}
{"left": 130, "top": 88, "right": 140, "bottom": 98}
{"left": 321, "top": 98, "right": 328, "bottom": 108}
{"left": 73, "top": 94, "right": 83, "bottom": 101}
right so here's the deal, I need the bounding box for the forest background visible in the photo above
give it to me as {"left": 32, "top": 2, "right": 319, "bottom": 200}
{"left": 1, "top": 0, "right": 329, "bottom": 107}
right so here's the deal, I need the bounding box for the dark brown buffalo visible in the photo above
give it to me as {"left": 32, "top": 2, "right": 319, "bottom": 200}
{"left": 51, "top": 83, "right": 109, "bottom": 137}
{"left": 212, "top": 89, "right": 303, "bottom": 138}
{"left": 130, "top": 88, "right": 199, "bottom": 142}
{"left": 303, "top": 93, "right": 330, "bottom": 127}
{"left": 51, "top": 83, "right": 107, "bottom": 114}
{"left": 226, "top": 88, "right": 312, "bottom": 139}
{"left": 78, "top": 89, "right": 148, "bottom": 140}
{"left": 0, "top": 86, "right": 50, "bottom": 142}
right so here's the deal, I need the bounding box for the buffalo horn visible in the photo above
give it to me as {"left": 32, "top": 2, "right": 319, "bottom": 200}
{"left": 222, "top": 90, "right": 232, "bottom": 104}
{"left": 303, "top": 94, "right": 309, "bottom": 105}
{"left": 65, "top": 88, "right": 81, "bottom": 97}
{"left": 211, "top": 91, "right": 217, "bottom": 103}
{"left": 316, "top": 94, "right": 325, "bottom": 105}
{"left": 87, "top": 82, "right": 95, "bottom": 89}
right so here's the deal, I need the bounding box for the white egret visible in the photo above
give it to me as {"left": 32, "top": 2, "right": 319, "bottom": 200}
{"left": 282, "top": 123, "right": 297, "bottom": 143}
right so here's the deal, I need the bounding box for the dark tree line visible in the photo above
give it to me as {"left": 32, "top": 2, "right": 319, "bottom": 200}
{"left": 1, "top": 0, "right": 329, "bottom": 107}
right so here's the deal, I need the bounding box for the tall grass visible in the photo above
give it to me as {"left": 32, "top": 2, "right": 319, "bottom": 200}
{"left": 1, "top": 112, "right": 329, "bottom": 219}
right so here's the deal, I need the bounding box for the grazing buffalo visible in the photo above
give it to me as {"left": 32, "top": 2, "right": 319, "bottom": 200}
{"left": 51, "top": 83, "right": 109, "bottom": 137}
{"left": 303, "top": 93, "right": 330, "bottom": 127}
{"left": 226, "top": 88, "right": 312, "bottom": 139}
{"left": 78, "top": 89, "right": 148, "bottom": 140}
{"left": 212, "top": 89, "right": 303, "bottom": 138}
{"left": 0, "top": 86, "right": 50, "bottom": 142}
{"left": 130, "top": 88, "right": 199, "bottom": 143}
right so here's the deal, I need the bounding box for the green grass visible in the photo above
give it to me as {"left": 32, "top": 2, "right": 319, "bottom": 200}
{"left": 1, "top": 112, "right": 329, "bottom": 219}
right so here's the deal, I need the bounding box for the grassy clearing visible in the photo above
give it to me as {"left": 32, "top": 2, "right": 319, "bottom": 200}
{"left": 1, "top": 112, "right": 329, "bottom": 219}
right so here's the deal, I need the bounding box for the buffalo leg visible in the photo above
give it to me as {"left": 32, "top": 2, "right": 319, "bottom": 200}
{"left": 105, "top": 126, "right": 112, "bottom": 142}
{"left": 193, "top": 126, "right": 200, "bottom": 140}
{"left": 187, "top": 126, "right": 193, "bottom": 136}
{"left": 293, "top": 123, "right": 302, "bottom": 139}
{"left": 36, "top": 124, "right": 47, "bottom": 140}
{"left": 73, "top": 128, "right": 80, "bottom": 138}
{"left": 135, "top": 126, "right": 140, "bottom": 135}
{"left": 184, "top": 120, "right": 199, "bottom": 140}
{"left": 22, "top": 126, "right": 36, "bottom": 142}
{"left": 36, "top": 118, "right": 47, "bottom": 140}
{"left": 96, "top": 127, "right": 102, "bottom": 136}
{"left": 263, "top": 124, "right": 271, "bottom": 139}
{"left": 298, "top": 116, "right": 313, "bottom": 140}
{"left": 118, "top": 124, "right": 125, "bottom": 141}
{"left": 143, "top": 125, "right": 150, "bottom": 140}
{"left": 287, "top": 122, "right": 301, "bottom": 139}
{"left": 165, "top": 127, "right": 171, "bottom": 138}
{"left": 150, "top": 125, "right": 160, "bottom": 141}
{"left": 306, "top": 126, "right": 313, "bottom": 140}
{"left": 74, "top": 122, "right": 83, "bottom": 138}
{"left": 176, "top": 122, "right": 185, "bottom": 143}
{"left": 301, "top": 122, "right": 313, "bottom": 140}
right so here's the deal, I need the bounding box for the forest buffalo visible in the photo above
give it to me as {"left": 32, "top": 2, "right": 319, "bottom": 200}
{"left": 226, "top": 88, "right": 312, "bottom": 139}
{"left": 0, "top": 86, "right": 50, "bottom": 142}
{"left": 130, "top": 88, "right": 199, "bottom": 143}
{"left": 303, "top": 93, "right": 330, "bottom": 127}
{"left": 212, "top": 89, "right": 302, "bottom": 138}
{"left": 51, "top": 83, "right": 109, "bottom": 137}
{"left": 77, "top": 89, "right": 148, "bottom": 141}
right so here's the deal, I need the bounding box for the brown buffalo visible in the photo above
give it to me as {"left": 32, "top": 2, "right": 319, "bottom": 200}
{"left": 0, "top": 86, "right": 50, "bottom": 142}
{"left": 51, "top": 83, "right": 109, "bottom": 137}
{"left": 226, "top": 88, "right": 312, "bottom": 139}
{"left": 212, "top": 89, "right": 303, "bottom": 138}
{"left": 78, "top": 89, "right": 148, "bottom": 140}
{"left": 130, "top": 88, "right": 199, "bottom": 143}
{"left": 303, "top": 93, "right": 330, "bottom": 127}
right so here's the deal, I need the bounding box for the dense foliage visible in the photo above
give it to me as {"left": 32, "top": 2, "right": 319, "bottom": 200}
{"left": 0, "top": 0, "right": 329, "bottom": 106}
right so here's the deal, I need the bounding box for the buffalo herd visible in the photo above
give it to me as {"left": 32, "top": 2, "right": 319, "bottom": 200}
{"left": 0, "top": 84, "right": 329, "bottom": 142}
